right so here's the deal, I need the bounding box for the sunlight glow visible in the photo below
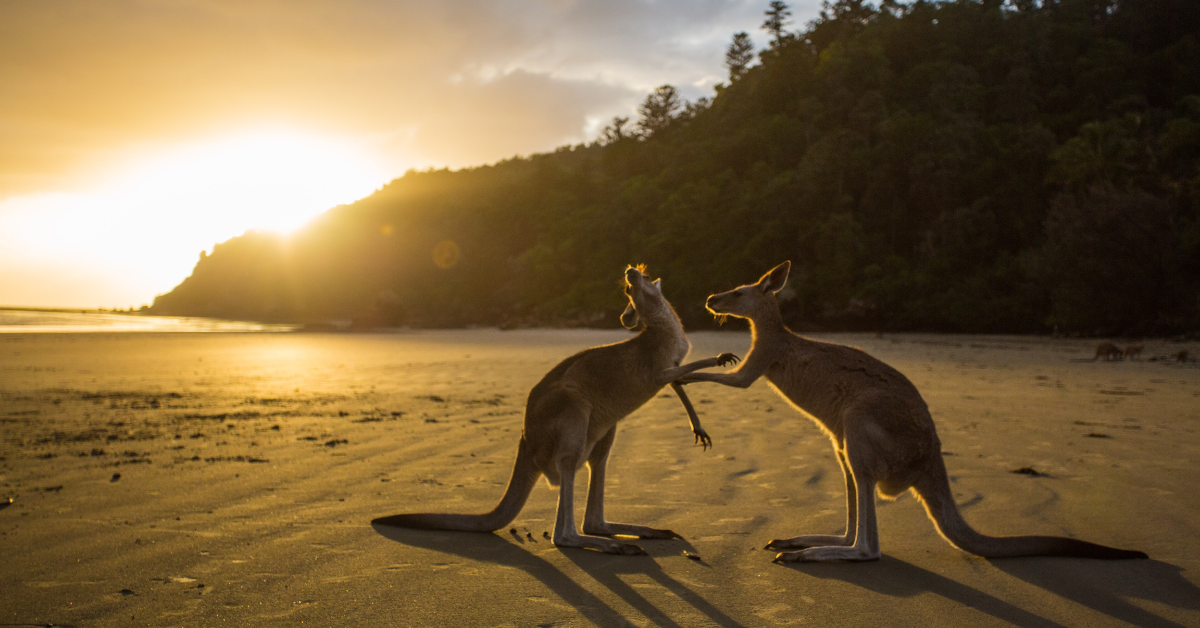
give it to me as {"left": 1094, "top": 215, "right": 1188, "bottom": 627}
{"left": 0, "top": 130, "right": 393, "bottom": 308}
{"left": 110, "top": 131, "right": 389, "bottom": 234}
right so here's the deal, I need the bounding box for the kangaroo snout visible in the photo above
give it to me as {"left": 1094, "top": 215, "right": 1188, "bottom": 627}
{"left": 705, "top": 292, "right": 733, "bottom": 316}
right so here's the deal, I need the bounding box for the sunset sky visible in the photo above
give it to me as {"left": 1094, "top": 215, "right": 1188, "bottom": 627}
{"left": 0, "top": 0, "right": 819, "bottom": 309}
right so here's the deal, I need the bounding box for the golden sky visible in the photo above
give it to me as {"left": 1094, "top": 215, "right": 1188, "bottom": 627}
{"left": 0, "top": 0, "right": 809, "bottom": 309}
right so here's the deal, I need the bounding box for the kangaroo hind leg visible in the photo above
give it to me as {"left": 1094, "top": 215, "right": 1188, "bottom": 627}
{"left": 766, "top": 448, "right": 857, "bottom": 550}
{"left": 547, "top": 411, "right": 646, "bottom": 555}
{"left": 774, "top": 444, "right": 881, "bottom": 563}
{"left": 583, "top": 427, "right": 683, "bottom": 540}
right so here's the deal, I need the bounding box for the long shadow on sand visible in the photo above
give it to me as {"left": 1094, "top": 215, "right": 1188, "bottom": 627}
{"left": 786, "top": 555, "right": 1068, "bottom": 628}
{"left": 558, "top": 546, "right": 746, "bottom": 628}
{"left": 371, "top": 524, "right": 746, "bottom": 627}
{"left": 992, "top": 558, "right": 1200, "bottom": 628}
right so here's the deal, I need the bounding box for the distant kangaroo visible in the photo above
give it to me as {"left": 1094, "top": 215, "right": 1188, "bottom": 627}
{"left": 1094, "top": 342, "right": 1124, "bottom": 361}
{"left": 374, "top": 266, "right": 737, "bottom": 554}
{"left": 1123, "top": 343, "right": 1144, "bottom": 360}
{"left": 679, "top": 261, "right": 1147, "bottom": 562}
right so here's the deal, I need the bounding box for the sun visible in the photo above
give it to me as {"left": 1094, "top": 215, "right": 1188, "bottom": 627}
{"left": 111, "top": 130, "right": 390, "bottom": 234}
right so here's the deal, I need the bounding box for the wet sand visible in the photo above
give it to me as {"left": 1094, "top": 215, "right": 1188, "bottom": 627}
{"left": 2, "top": 330, "right": 1198, "bottom": 627}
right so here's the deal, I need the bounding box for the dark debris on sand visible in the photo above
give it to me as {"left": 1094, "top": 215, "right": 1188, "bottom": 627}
{"left": 1011, "top": 466, "right": 1047, "bottom": 477}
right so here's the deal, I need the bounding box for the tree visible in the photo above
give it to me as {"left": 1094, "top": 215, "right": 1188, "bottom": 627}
{"left": 725, "top": 32, "right": 755, "bottom": 81}
{"left": 636, "top": 85, "right": 682, "bottom": 137}
{"left": 682, "top": 97, "right": 712, "bottom": 121}
{"left": 762, "top": 1, "right": 793, "bottom": 47}
{"left": 599, "top": 116, "right": 630, "bottom": 145}
{"left": 153, "top": 0, "right": 1200, "bottom": 335}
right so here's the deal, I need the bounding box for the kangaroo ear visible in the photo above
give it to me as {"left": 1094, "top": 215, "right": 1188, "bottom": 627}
{"left": 759, "top": 261, "right": 791, "bottom": 293}
{"left": 620, "top": 303, "right": 639, "bottom": 329}
{"left": 652, "top": 278, "right": 662, "bottom": 291}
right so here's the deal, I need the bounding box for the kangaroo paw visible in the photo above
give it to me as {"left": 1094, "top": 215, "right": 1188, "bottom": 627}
{"left": 716, "top": 353, "right": 741, "bottom": 367}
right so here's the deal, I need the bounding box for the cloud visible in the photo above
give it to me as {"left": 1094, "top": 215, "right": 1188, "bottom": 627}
{"left": 0, "top": 0, "right": 810, "bottom": 197}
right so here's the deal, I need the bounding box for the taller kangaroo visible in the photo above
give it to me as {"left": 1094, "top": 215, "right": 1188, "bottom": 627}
{"left": 374, "top": 266, "right": 736, "bottom": 555}
{"left": 680, "top": 261, "right": 1146, "bottom": 563}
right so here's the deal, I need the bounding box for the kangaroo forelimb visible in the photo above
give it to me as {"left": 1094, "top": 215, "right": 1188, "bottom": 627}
{"left": 677, "top": 368, "right": 758, "bottom": 388}
{"left": 655, "top": 353, "right": 739, "bottom": 386}
{"left": 669, "top": 382, "right": 711, "bottom": 450}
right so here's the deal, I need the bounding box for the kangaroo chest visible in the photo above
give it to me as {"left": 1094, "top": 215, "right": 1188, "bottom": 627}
{"left": 763, "top": 353, "right": 864, "bottom": 438}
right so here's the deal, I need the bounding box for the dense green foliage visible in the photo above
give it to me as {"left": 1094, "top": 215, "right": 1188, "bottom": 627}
{"left": 152, "top": 0, "right": 1200, "bottom": 335}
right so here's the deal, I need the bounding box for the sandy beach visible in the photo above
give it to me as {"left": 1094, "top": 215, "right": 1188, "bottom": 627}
{"left": 2, "top": 329, "right": 1198, "bottom": 627}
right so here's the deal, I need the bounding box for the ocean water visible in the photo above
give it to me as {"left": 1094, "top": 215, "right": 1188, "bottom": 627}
{"left": 0, "top": 309, "right": 298, "bottom": 333}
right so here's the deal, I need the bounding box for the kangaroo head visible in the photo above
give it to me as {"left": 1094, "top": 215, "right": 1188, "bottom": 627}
{"left": 620, "top": 264, "right": 669, "bottom": 329}
{"left": 705, "top": 261, "right": 791, "bottom": 321}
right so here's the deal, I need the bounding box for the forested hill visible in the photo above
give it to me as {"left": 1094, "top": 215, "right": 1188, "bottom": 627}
{"left": 150, "top": 0, "right": 1200, "bottom": 335}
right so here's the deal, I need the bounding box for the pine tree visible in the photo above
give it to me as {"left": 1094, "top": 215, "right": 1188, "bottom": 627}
{"left": 725, "top": 32, "right": 755, "bottom": 81}
{"left": 636, "top": 85, "right": 682, "bottom": 137}
{"left": 599, "top": 116, "right": 630, "bottom": 144}
{"left": 763, "top": 1, "right": 793, "bottom": 46}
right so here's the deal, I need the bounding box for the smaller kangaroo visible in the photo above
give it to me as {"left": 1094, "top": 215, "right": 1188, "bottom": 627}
{"left": 1122, "top": 343, "right": 1144, "bottom": 360}
{"left": 679, "top": 261, "right": 1147, "bottom": 562}
{"left": 1094, "top": 342, "right": 1123, "bottom": 361}
{"left": 374, "top": 266, "right": 737, "bottom": 554}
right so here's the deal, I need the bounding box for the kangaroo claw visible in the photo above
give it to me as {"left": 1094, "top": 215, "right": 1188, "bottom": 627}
{"left": 694, "top": 429, "right": 712, "bottom": 450}
{"left": 716, "top": 353, "right": 741, "bottom": 367}
{"left": 772, "top": 550, "right": 810, "bottom": 563}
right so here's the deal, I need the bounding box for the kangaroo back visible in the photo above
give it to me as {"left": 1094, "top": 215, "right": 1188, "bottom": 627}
{"left": 373, "top": 437, "right": 541, "bottom": 532}
{"left": 914, "top": 456, "right": 1146, "bottom": 559}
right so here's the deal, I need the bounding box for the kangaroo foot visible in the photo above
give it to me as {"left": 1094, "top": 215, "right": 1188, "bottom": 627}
{"left": 555, "top": 531, "right": 649, "bottom": 555}
{"left": 765, "top": 534, "right": 852, "bottom": 550}
{"left": 772, "top": 546, "right": 880, "bottom": 563}
{"left": 610, "top": 542, "right": 649, "bottom": 555}
{"left": 584, "top": 522, "right": 683, "bottom": 540}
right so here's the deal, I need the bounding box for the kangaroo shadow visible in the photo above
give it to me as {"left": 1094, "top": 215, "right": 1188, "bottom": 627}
{"left": 786, "top": 555, "right": 1068, "bottom": 628}
{"left": 559, "top": 546, "right": 748, "bottom": 628}
{"left": 371, "top": 523, "right": 745, "bottom": 628}
{"left": 991, "top": 557, "right": 1200, "bottom": 628}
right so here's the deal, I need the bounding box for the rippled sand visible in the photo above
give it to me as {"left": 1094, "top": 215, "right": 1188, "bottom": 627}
{"left": 2, "top": 330, "right": 1198, "bottom": 626}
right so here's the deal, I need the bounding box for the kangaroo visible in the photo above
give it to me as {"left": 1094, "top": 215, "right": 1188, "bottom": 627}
{"left": 1123, "top": 343, "right": 1144, "bottom": 360}
{"left": 373, "top": 265, "right": 738, "bottom": 554}
{"left": 678, "top": 261, "right": 1147, "bottom": 562}
{"left": 1094, "top": 342, "right": 1124, "bottom": 361}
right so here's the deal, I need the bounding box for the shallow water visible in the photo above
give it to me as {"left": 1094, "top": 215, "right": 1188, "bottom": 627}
{"left": 0, "top": 308, "right": 297, "bottom": 333}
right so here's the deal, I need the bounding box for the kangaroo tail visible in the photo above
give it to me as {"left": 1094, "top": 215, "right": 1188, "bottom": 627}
{"left": 914, "top": 455, "right": 1147, "bottom": 559}
{"left": 372, "top": 438, "right": 541, "bottom": 533}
